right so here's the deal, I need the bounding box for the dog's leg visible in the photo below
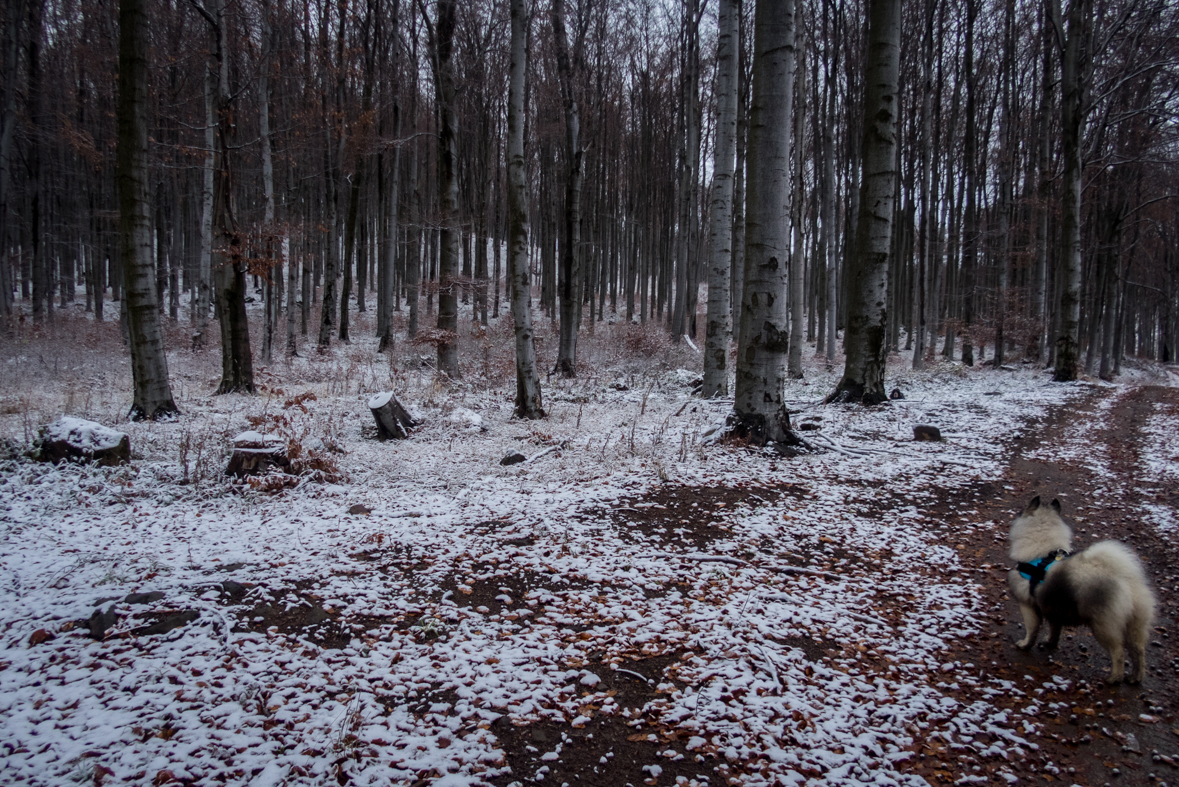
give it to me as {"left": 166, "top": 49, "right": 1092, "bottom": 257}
{"left": 1092, "top": 624, "right": 1126, "bottom": 684}
{"left": 1016, "top": 603, "right": 1041, "bottom": 650}
{"left": 1126, "top": 618, "right": 1150, "bottom": 685}
{"left": 1043, "top": 621, "right": 1062, "bottom": 651}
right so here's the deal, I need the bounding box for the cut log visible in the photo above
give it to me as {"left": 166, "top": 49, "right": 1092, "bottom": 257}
{"left": 226, "top": 431, "right": 290, "bottom": 477}
{"left": 36, "top": 417, "right": 130, "bottom": 466}
{"left": 368, "top": 391, "right": 417, "bottom": 440}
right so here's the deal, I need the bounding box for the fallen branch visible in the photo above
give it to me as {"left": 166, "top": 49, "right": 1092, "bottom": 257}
{"left": 639, "top": 552, "right": 749, "bottom": 567}
{"left": 525, "top": 445, "right": 561, "bottom": 465}
{"left": 761, "top": 594, "right": 888, "bottom": 628}
{"left": 613, "top": 667, "right": 652, "bottom": 684}
{"left": 806, "top": 433, "right": 874, "bottom": 457}
{"left": 764, "top": 566, "right": 844, "bottom": 581}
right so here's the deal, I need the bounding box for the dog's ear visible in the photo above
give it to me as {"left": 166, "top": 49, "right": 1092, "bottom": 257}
{"left": 1025, "top": 495, "right": 1041, "bottom": 513}
{"left": 1050, "top": 498, "right": 1062, "bottom": 513}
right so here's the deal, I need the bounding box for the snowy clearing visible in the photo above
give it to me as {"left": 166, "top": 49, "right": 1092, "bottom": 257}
{"left": 2, "top": 314, "right": 1177, "bottom": 787}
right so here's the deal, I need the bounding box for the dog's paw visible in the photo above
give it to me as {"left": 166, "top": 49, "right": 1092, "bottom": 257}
{"left": 1015, "top": 638, "right": 1033, "bottom": 651}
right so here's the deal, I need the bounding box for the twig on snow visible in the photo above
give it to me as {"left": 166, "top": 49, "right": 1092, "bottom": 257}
{"left": 762, "top": 593, "right": 888, "bottom": 628}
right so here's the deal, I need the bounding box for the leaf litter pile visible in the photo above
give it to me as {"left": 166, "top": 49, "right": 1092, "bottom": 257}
{"left": 1, "top": 361, "right": 1177, "bottom": 787}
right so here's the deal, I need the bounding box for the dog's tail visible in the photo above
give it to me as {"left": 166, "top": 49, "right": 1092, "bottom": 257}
{"left": 1081, "top": 540, "right": 1156, "bottom": 635}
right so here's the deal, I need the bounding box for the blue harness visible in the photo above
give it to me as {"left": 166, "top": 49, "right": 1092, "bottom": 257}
{"left": 1017, "top": 549, "right": 1070, "bottom": 595}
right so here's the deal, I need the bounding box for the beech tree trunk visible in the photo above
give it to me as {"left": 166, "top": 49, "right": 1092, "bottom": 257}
{"left": 701, "top": 0, "right": 738, "bottom": 399}
{"left": 201, "top": 0, "right": 254, "bottom": 395}
{"left": 508, "top": 0, "right": 543, "bottom": 419}
{"left": 1052, "top": 0, "right": 1090, "bottom": 382}
{"left": 552, "top": 0, "right": 583, "bottom": 378}
{"left": 732, "top": 0, "right": 796, "bottom": 446}
{"left": 787, "top": 41, "right": 805, "bottom": 380}
{"left": 427, "top": 0, "right": 460, "bottom": 377}
{"left": 831, "top": 0, "right": 901, "bottom": 405}
{"left": 117, "top": 0, "right": 178, "bottom": 420}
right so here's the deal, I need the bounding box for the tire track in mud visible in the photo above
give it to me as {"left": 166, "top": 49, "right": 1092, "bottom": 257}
{"left": 907, "top": 384, "right": 1179, "bottom": 787}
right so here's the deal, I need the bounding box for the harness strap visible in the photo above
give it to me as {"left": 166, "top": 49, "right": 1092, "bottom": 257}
{"left": 1017, "top": 549, "right": 1070, "bottom": 596}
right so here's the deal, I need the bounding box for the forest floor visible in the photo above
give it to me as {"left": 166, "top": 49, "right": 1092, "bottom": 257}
{"left": 1, "top": 305, "right": 1177, "bottom": 787}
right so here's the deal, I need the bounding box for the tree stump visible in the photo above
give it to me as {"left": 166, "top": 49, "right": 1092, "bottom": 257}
{"left": 36, "top": 417, "right": 130, "bottom": 467}
{"left": 368, "top": 392, "right": 417, "bottom": 440}
{"left": 226, "top": 431, "right": 290, "bottom": 477}
{"left": 913, "top": 425, "right": 942, "bottom": 442}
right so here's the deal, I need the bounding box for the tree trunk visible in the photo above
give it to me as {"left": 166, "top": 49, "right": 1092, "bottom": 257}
{"left": 912, "top": 0, "right": 934, "bottom": 371}
{"left": 430, "top": 0, "right": 460, "bottom": 377}
{"left": 732, "top": 0, "right": 796, "bottom": 446}
{"left": 830, "top": 0, "right": 901, "bottom": 405}
{"left": 0, "top": 0, "right": 21, "bottom": 319}
{"left": 993, "top": 0, "right": 1015, "bottom": 367}
{"left": 552, "top": 0, "right": 583, "bottom": 378}
{"left": 1052, "top": 0, "right": 1090, "bottom": 382}
{"left": 702, "top": 0, "right": 738, "bottom": 398}
{"left": 195, "top": 41, "right": 215, "bottom": 347}
{"left": 787, "top": 40, "right": 805, "bottom": 380}
{"left": 671, "top": 0, "right": 701, "bottom": 342}
{"left": 117, "top": 0, "right": 178, "bottom": 420}
{"left": 508, "top": 0, "right": 543, "bottom": 419}
{"left": 259, "top": 0, "right": 276, "bottom": 364}
{"left": 204, "top": 0, "right": 254, "bottom": 394}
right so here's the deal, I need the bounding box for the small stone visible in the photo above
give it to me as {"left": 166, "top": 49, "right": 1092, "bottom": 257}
{"left": 219, "top": 580, "right": 247, "bottom": 598}
{"left": 124, "top": 591, "right": 166, "bottom": 606}
{"left": 500, "top": 452, "right": 527, "bottom": 466}
{"left": 132, "top": 610, "right": 199, "bottom": 637}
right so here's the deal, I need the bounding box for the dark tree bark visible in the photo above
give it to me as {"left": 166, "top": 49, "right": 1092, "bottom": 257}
{"left": 421, "top": 0, "right": 460, "bottom": 377}
{"left": 1050, "top": 0, "right": 1091, "bottom": 382}
{"left": 117, "top": 0, "right": 178, "bottom": 420}
{"left": 196, "top": 0, "right": 254, "bottom": 395}
{"left": 551, "top": 0, "right": 584, "bottom": 378}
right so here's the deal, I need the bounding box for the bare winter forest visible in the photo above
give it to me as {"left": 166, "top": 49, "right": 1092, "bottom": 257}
{"left": 2, "top": 0, "right": 1179, "bottom": 785}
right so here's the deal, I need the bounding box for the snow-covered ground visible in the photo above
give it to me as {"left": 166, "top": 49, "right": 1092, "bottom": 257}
{"left": 1, "top": 310, "right": 1175, "bottom": 786}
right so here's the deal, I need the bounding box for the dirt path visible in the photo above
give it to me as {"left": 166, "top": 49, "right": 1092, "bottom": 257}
{"left": 907, "top": 384, "right": 1179, "bottom": 786}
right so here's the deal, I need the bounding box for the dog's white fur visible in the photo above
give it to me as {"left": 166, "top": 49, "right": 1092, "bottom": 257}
{"left": 1007, "top": 496, "right": 1155, "bottom": 684}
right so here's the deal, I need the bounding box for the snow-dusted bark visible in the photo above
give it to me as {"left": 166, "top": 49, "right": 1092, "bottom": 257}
{"left": 732, "top": 0, "right": 796, "bottom": 445}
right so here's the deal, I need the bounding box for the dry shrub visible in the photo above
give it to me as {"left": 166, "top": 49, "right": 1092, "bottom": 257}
{"left": 612, "top": 320, "right": 674, "bottom": 360}
{"left": 243, "top": 389, "right": 345, "bottom": 488}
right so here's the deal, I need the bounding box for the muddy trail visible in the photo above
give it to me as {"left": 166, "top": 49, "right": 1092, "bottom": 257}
{"left": 905, "top": 384, "right": 1179, "bottom": 786}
